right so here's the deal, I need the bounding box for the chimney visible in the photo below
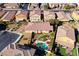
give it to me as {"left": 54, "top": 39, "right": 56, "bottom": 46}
{"left": 10, "top": 43, "right": 16, "bottom": 49}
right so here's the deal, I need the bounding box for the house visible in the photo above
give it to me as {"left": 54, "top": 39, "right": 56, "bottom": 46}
{"left": 48, "top": 3, "right": 59, "bottom": 8}
{"left": 4, "top": 3, "right": 19, "bottom": 8}
{"left": 0, "top": 31, "right": 22, "bottom": 54}
{"left": 28, "top": 3, "right": 40, "bottom": 10}
{"left": 68, "top": 3, "right": 77, "bottom": 7}
{"left": 3, "top": 8, "right": 22, "bottom": 11}
{"left": 55, "top": 24, "right": 75, "bottom": 53}
{"left": 15, "top": 11, "right": 28, "bottom": 22}
{"left": 44, "top": 11, "right": 55, "bottom": 22}
{"left": 71, "top": 11, "right": 79, "bottom": 21}
{"left": 56, "top": 11, "right": 71, "bottom": 22}
{"left": 30, "top": 10, "right": 42, "bottom": 22}
{"left": 1, "top": 11, "right": 17, "bottom": 22}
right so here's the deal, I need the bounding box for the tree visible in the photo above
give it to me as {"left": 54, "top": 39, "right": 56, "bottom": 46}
{"left": 77, "top": 33, "right": 79, "bottom": 43}
{"left": 30, "top": 32, "right": 35, "bottom": 44}
{"left": 40, "top": 34, "right": 49, "bottom": 41}
{"left": 49, "top": 19, "right": 55, "bottom": 25}
{"left": 44, "top": 4, "right": 49, "bottom": 10}
{"left": 64, "top": 4, "right": 75, "bottom": 10}
{"left": 49, "top": 19, "right": 60, "bottom": 25}
{"left": 49, "top": 19, "right": 60, "bottom": 31}
{"left": 71, "top": 48, "right": 77, "bottom": 56}
{"left": 0, "top": 21, "right": 8, "bottom": 31}
{"left": 59, "top": 47, "right": 67, "bottom": 56}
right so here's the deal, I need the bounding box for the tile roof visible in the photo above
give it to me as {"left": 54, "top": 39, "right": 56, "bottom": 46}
{"left": 30, "top": 10, "right": 41, "bottom": 16}
{"left": 3, "top": 8, "right": 22, "bottom": 11}
{"left": 4, "top": 3, "right": 19, "bottom": 7}
{"left": 56, "top": 11, "right": 69, "bottom": 21}
{"left": 56, "top": 24, "right": 75, "bottom": 41}
{"left": 25, "top": 22, "right": 53, "bottom": 31}
{"left": 16, "top": 11, "right": 28, "bottom": 16}
{"left": 2, "top": 11, "right": 17, "bottom": 21}
{"left": 44, "top": 11, "right": 55, "bottom": 18}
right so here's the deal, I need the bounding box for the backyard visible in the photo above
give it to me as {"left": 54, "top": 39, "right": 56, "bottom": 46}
{"left": 33, "top": 32, "right": 55, "bottom": 51}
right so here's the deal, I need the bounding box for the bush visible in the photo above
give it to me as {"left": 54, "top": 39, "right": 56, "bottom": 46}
{"left": 71, "top": 48, "right": 77, "bottom": 56}
{"left": 44, "top": 4, "right": 49, "bottom": 10}
{"left": 46, "top": 52, "right": 56, "bottom": 56}
{"left": 50, "top": 32, "right": 55, "bottom": 39}
{"left": 77, "top": 34, "right": 79, "bottom": 43}
{"left": 0, "top": 22, "right": 8, "bottom": 31}
{"left": 64, "top": 5, "right": 75, "bottom": 10}
{"left": 40, "top": 34, "right": 49, "bottom": 41}
{"left": 59, "top": 47, "right": 67, "bottom": 56}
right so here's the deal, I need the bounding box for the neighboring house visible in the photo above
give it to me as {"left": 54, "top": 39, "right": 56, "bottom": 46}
{"left": 68, "top": 3, "right": 77, "bottom": 7}
{"left": 30, "top": 10, "right": 42, "bottom": 22}
{"left": 44, "top": 11, "right": 55, "bottom": 22}
{"left": 28, "top": 3, "right": 40, "bottom": 10}
{"left": 15, "top": 11, "right": 28, "bottom": 22}
{"left": 0, "top": 46, "right": 24, "bottom": 56}
{"left": 56, "top": 11, "right": 71, "bottom": 22}
{"left": 0, "top": 31, "right": 22, "bottom": 55}
{"left": 71, "top": 11, "right": 79, "bottom": 21}
{"left": 48, "top": 3, "right": 59, "bottom": 8}
{"left": 4, "top": 3, "right": 19, "bottom": 8}
{"left": 55, "top": 24, "right": 75, "bottom": 53}
{"left": 3, "top": 8, "right": 22, "bottom": 11}
{"left": 1, "top": 11, "right": 17, "bottom": 22}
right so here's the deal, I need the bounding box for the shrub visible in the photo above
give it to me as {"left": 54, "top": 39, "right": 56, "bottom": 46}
{"left": 71, "top": 48, "right": 77, "bottom": 56}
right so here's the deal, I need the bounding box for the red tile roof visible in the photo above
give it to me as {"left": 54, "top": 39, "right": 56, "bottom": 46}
{"left": 25, "top": 22, "right": 53, "bottom": 31}
{"left": 2, "top": 11, "right": 17, "bottom": 21}
{"left": 16, "top": 11, "right": 28, "bottom": 16}
{"left": 3, "top": 8, "right": 22, "bottom": 10}
{"left": 56, "top": 11, "right": 69, "bottom": 21}
{"left": 30, "top": 10, "right": 41, "bottom": 16}
{"left": 4, "top": 3, "right": 19, "bottom": 7}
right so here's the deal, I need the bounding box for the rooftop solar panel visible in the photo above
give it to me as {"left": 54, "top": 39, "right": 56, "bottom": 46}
{"left": 0, "top": 31, "right": 20, "bottom": 52}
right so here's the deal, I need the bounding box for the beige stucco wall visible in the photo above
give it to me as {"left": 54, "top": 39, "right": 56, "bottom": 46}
{"left": 44, "top": 15, "right": 55, "bottom": 21}
{"left": 30, "top": 14, "right": 41, "bottom": 22}
{"left": 25, "top": 30, "right": 49, "bottom": 33}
